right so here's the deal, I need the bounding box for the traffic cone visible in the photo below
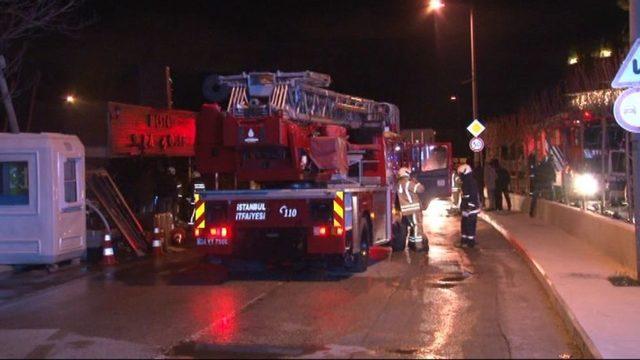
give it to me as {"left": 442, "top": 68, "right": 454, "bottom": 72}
{"left": 152, "top": 227, "right": 164, "bottom": 258}
{"left": 101, "top": 234, "right": 117, "bottom": 266}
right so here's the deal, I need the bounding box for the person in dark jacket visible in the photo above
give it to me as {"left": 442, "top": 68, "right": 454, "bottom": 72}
{"left": 457, "top": 164, "right": 480, "bottom": 248}
{"left": 158, "top": 166, "right": 179, "bottom": 216}
{"left": 530, "top": 155, "right": 556, "bottom": 217}
{"left": 492, "top": 159, "right": 512, "bottom": 211}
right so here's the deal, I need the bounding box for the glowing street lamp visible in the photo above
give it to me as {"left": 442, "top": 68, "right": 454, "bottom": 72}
{"left": 65, "top": 95, "right": 76, "bottom": 104}
{"left": 428, "top": 0, "right": 479, "bottom": 165}
{"left": 574, "top": 173, "right": 599, "bottom": 210}
{"left": 574, "top": 173, "right": 598, "bottom": 196}
{"left": 450, "top": 95, "right": 457, "bottom": 101}
{"left": 427, "top": 0, "right": 444, "bottom": 13}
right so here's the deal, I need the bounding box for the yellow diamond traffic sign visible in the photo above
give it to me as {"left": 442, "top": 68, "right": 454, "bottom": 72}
{"left": 467, "top": 119, "right": 486, "bottom": 137}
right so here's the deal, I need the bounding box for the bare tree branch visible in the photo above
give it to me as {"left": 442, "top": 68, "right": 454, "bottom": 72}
{"left": 0, "top": 0, "right": 91, "bottom": 84}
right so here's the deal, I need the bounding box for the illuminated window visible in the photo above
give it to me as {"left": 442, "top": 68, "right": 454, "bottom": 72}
{"left": 0, "top": 162, "right": 29, "bottom": 205}
{"left": 421, "top": 145, "right": 449, "bottom": 172}
{"left": 64, "top": 159, "right": 78, "bottom": 203}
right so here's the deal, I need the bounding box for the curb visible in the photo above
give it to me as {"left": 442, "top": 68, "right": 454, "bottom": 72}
{"left": 480, "top": 212, "right": 602, "bottom": 359}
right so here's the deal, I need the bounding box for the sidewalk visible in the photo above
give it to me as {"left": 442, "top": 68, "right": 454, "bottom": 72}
{"left": 481, "top": 210, "right": 640, "bottom": 359}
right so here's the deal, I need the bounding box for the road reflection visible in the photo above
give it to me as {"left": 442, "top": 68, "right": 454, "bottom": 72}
{"left": 207, "top": 288, "right": 239, "bottom": 343}
{"left": 424, "top": 199, "right": 451, "bottom": 234}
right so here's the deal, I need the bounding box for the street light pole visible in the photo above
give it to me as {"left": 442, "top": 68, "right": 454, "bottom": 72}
{"left": 470, "top": 6, "right": 480, "bottom": 167}
{"left": 429, "top": 1, "right": 480, "bottom": 164}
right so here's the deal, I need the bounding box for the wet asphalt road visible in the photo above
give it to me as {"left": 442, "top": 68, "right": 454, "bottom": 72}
{"left": 0, "top": 207, "right": 580, "bottom": 358}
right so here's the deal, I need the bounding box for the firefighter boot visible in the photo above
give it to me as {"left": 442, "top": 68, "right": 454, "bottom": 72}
{"left": 408, "top": 239, "right": 417, "bottom": 251}
{"left": 409, "top": 237, "right": 427, "bottom": 252}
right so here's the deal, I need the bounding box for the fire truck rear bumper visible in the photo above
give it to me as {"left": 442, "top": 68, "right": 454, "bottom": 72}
{"left": 196, "top": 227, "right": 346, "bottom": 258}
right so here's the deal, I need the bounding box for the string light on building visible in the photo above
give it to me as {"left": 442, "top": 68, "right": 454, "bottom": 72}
{"left": 568, "top": 56, "right": 579, "bottom": 65}
{"left": 598, "top": 48, "right": 613, "bottom": 58}
{"left": 569, "top": 88, "right": 624, "bottom": 110}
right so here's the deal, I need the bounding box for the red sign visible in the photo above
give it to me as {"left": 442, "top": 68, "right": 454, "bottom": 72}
{"left": 108, "top": 102, "right": 196, "bottom": 157}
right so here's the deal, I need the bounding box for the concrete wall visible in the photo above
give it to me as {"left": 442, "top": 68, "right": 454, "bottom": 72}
{"left": 509, "top": 194, "right": 637, "bottom": 276}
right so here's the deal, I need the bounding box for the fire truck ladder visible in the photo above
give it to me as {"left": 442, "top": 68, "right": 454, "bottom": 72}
{"left": 220, "top": 71, "right": 400, "bottom": 131}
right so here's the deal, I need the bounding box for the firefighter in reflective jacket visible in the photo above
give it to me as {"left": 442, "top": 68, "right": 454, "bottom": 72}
{"left": 188, "top": 171, "right": 205, "bottom": 225}
{"left": 457, "top": 164, "right": 480, "bottom": 248}
{"left": 397, "top": 167, "right": 428, "bottom": 252}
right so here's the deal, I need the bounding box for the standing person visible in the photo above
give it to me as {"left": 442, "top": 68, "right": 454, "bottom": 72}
{"left": 397, "top": 167, "right": 427, "bottom": 252}
{"left": 494, "top": 159, "right": 512, "bottom": 211}
{"left": 451, "top": 170, "right": 462, "bottom": 210}
{"left": 539, "top": 156, "right": 556, "bottom": 200}
{"left": 408, "top": 170, "right": 429, "bottom": 252}
{"left": 158, "top": 166, "right": 179, "bottom": 217}
{"left": 187, "top": 171, "right": 206, "bottom": 224}
{"left": 562, "top": 165, "right": 574, "bottom": 204}
{"left": 528, "top": 154, "right": 539, "bottom": 217}
{"left": 457, "top": 164, "right": 480, "bottom": 248}
{"left": 484, "top": 160, "right": 497, "bottom": 210}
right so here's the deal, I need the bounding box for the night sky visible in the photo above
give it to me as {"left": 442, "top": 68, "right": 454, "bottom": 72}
{"left": 21, "top": 0, "right": 628, "bottom": 154}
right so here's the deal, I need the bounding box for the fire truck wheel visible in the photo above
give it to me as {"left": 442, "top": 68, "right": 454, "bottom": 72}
{"left": 346, "top": 220, "right": 370, "bottom": 273}
{"left": 391, "top": 221, "right": 407, "bottom": 252}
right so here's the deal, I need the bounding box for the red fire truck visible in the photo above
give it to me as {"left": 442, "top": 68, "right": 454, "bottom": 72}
{"left": 194, "top": 71, "right": 423, "bottom": 272}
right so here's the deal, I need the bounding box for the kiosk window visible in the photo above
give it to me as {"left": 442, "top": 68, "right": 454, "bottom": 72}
{"left": 0, "top": 161, "right": 29, "bottom": 205}
{"left": 64, "top": 159, "right": 78, "bottom": 203}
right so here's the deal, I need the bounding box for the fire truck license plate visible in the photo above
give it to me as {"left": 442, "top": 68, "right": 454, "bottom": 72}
{"left": 197, "top": 238, "right": 229, "bottom": 246}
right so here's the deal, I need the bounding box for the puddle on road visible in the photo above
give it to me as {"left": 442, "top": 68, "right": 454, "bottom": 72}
{"left": 167, "top": 341, "right": 376, "bottom": 359}
{"left": 439, "top": 275, "right": 468, "bottom": 283}
{"left": 427, "top": 282, "right": 457, "bottom": 289}
{"left": 168, "top": 340, "right": 306, "bottom": 358}
{"left": 566, "top": 272, "right": 601, "bottom": 280}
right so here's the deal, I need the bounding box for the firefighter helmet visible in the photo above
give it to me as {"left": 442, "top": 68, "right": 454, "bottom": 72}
{"left": 457, "top": 164, "right": 472, "bottom": 175}
{"left": 398, "top": 167, "right": 411, "bottom": 178}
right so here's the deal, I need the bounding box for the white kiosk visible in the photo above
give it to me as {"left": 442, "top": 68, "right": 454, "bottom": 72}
{"left": 0, "top": 132, "right": 86, "bottom": 264}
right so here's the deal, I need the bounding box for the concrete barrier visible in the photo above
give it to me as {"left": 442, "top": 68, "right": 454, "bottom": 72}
{"left": 507, "top": 193, "right": 637, "bottom": 276}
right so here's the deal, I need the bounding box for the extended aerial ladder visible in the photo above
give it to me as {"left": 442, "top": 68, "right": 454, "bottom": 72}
{"left": 220, "top": 71, "right": 400, "bottom": 132}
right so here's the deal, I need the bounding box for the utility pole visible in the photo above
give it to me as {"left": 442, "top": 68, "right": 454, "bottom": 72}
{"left": 470, "top": 6, "right": 480, "bottom": 167}
{"left": 0, "top": 56, "right": 20, "bottom": 134}
{"left": 630, "top": 0, "right": 640, "bottom": 279}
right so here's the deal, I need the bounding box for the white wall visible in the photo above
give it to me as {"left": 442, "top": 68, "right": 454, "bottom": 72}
{"left": 509, "top": 194, "right": 637, "bottom": 276}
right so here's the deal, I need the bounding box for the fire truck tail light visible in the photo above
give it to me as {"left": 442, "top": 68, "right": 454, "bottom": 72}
{"left": 195, "top": 228, "right": 200, "bottom": 237}
{"left": 313, "top": 226, "right": 328, "bottom": 236}
{"left": 209, "top": 227, "right": 230, "bottom": 238}
{"left": 332, "top": 226, "right": 344, "bottom": 236}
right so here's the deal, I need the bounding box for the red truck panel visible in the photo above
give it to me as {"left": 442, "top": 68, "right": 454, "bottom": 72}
{"left": 195, "top": 103, "right": 236, "bottom": 174}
